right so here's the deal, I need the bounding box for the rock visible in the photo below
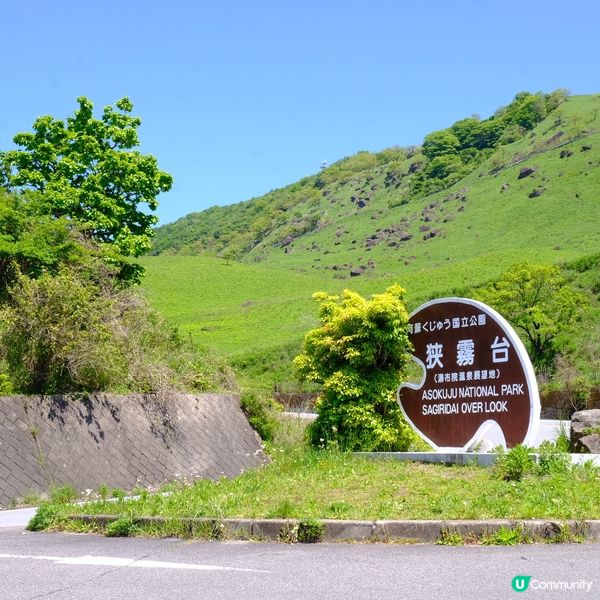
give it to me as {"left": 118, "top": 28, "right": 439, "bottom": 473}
{"left": 528, "top": 187, "right": 545, "bottom": 198}
{"left": 419, "top": 225, "right": 430, "bottom": 232}
{"left": 501, "top": 183, "right": 510, "bottom": 192}
{"left": 560, "top": 149, "right": 573, "bottom": 158}
{"left": 571, "top": 409, "right": 600, "bottom": 453}
{"left": 357, "top": 199, "right": 367, "bottom": 208}
{"left": 280, "top": 236, "right": 294, "bottom": 247}
{"left": 546, "top": 131, "right": 564, "bottom": 144}
{"left": 399, "top": 231, "right": 413, "bottom": 241}
{"left": 581, "top": 145, "right": 592, "bottom": 152}
{"left": 423, "top": 230, "right": 437, "bottom": 240}
{"left": 518, "top": 166, "right": 536, "bottom": 179}
{"left": 350, "top": 268, "right": 364, "bottom": 277}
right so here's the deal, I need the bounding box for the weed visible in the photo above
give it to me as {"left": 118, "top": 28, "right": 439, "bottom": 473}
{"left": 278, "top": 522, "right": 299, "bottom": 543}
{"left": 240, "top": 390, "right": 279, "bottom": 442}
{"left": 494, "top": 445, "right": 536, "bottom": 481}
{"left": 48, "top": 484, "right": 77, "bottom": 504}
{"left": 267, "top": 499, "right": 298, "bottom": 519}
{"left": 20, "top": 491, "right": 42, "bottom": 506}
{"left": 105, "top": 517, "right": 139, "bottom": 537}
{"left": 98, "top": 484, "right": 109, "bottom": 501}
{"left": 537, "top": 440, "right": 571, "bottom": 475}
{"left": 481, "top": 525, "right": 529, "bottom": 546}
{"left": 436, "top": 530, "right": 463, "bottom": 546}
{"left": 27, "top": 505, "right": 59, "bottom": 531}
{"left": 298, "top": 519, "right": 324, "bottom": 543}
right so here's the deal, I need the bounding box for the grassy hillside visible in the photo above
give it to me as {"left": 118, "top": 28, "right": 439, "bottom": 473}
{"left": 142, "top": 92, "right": 600, "bottom": 391}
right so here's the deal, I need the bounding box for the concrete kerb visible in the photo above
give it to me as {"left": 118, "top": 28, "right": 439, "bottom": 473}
{"left": 62, "top": 515, "right": 600, "bottom": 544}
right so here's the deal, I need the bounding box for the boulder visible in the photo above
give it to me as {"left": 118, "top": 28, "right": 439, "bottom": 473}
{"left": 571, "top": 409, "right": 600, "bottom": 453}
{"left": 500, "top": 183, "right": 510, "bottom": 192}
{"left": 581, "top": 145, "right": 592, "bottom": 152}
{"left": 528, "top": 187, "right": 545, "bottom": 198}
{"left": 560, "top": 149, "right": 573, "bottom": 158}
{"left": 518, "top": 166, "right": 536, "bottom": 179}
{"left": 408, "top": 161, "right": 423, "bottom": 174}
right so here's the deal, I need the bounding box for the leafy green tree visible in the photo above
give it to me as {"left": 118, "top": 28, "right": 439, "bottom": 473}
{"left": 0, "top": 96, "right": 172, "bottom": 258}
{"left": 294, "top": 285, "right": 416, "bottom": 451}
{"left": 450, "top": 117, "right": 481, "bottom": 148}
{"left": 422, "top": 130, "right": 460, "bottom": 160}
{"left": 424, "top": 154, "right": 463, "bottom": 179}
{"left": 474, "top": 262, "right": 587, "bottom": 368}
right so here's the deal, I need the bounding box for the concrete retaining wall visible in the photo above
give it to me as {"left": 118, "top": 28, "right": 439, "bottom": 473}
{"left": 0, "top": 393, "right": 265, "bottom": 507}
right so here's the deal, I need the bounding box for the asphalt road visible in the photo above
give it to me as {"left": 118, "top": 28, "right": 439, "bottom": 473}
{"left": 0, "top": 528, "right": 598, "bottom": 600}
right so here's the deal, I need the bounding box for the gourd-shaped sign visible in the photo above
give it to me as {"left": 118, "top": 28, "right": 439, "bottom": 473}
{"left": 397, "top": 298, "right": 540, "bottom": 450}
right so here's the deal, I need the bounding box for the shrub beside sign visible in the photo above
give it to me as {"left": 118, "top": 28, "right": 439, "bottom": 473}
{"left": 398, "top": 298, "right": 540, "bottom": 450}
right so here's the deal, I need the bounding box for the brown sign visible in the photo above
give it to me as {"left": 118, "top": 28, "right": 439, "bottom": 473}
{"left": 398, "top": 298, "right": 540, "bottom": 449}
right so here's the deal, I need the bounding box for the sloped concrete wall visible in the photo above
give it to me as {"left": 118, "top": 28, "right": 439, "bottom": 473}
{"left": 0, "top": 393, "right": 265, "bottom": 507}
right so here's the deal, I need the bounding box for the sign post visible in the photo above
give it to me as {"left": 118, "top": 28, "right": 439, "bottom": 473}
{"left": 398, "top": 298, "right": 540, "bottom": 450}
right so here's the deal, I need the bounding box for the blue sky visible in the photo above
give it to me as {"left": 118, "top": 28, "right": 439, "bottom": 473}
{"left": 1, "top": 0, "right": 598, "bottom": 225}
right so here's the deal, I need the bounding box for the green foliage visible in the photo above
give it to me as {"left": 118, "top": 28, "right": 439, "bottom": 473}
{"left": 240, "top": 390, "right": 279, "bottom": 442}
{"left": 424, "top": 154, "right": 464, "bottom": 179}
{"left": 494, "top": 445, "right": 536, "bottom": 481}
{"left": 105, "top": 516, "right": 139, "bottom": 537}
{"left": 537, "top": 440, "right": 570, "bottom": 476}
{"left": 422, "top": 130, "right": 461, "bottom": 160}
{"left": 436, "top": 529, "right": 464, "bottom": 546}
{"left": 0, "top": 96, "right": 172, "bottom": 260}
{"left": 0, "top": 266, "right": 222, "bottom": 394}
{"left": 0, "top": 373, "right": 13, "bottom": 395}
{"left": 48, "top": 484, "right": 77, "bottom": 504}
{"left": 297, "top": 518, "right": 324, "bottom": 543}
{"left": 474, "top": 262, "right": 587, "bottom": 368}
{"left": 26, "top": 504, "right": 59, "bottom": 531}
{"left": 295, "top": 285, "right": 416, "bottom": 451}
{"left": 481, "top": 525, "right": 529, "bottom": 546}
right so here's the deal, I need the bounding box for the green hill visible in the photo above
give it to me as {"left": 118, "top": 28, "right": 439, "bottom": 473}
{"left": 142, "top": 91, "right": 600, "bottom": 391}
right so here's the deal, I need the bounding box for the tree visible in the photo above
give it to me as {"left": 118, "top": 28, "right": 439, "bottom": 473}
{"left": 294, "top": 285, "right": 416, "bottom": 451}
{"left": 424, "top": 154, "right": 463, "bottom": 179}
{"left": 0, "top": 96, "right": 172, "bottom": 258}
{"left": 450, "top": 117, "right": 481, "bottom": 148}
{"left": 422, "top": 130, "right": 460, "bottom": 160}
{"left": 474, "top": 262, "right": 587, "bottom": 369}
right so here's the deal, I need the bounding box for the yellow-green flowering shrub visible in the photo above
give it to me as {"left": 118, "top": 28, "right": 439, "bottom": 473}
{"left": 294, "top": 285, "right": 416, "bottom": 451}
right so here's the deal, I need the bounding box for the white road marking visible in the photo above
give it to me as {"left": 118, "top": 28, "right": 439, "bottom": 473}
{"left": 0, "top": 553, "right": 269, "bottom": 573}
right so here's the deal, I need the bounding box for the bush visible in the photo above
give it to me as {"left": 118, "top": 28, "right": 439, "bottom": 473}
{"left": 295, "top": 285, "right": 416, "bottom": 451}
{"left": 240, "top": 390, "right": 279, "bottom": 442}
{"left": 0, "top": 268, "right": 229, "bottom": 394}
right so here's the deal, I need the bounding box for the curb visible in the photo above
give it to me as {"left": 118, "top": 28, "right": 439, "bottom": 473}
{"left": 64, "top": 515, "right": 600, "bottom": 544}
